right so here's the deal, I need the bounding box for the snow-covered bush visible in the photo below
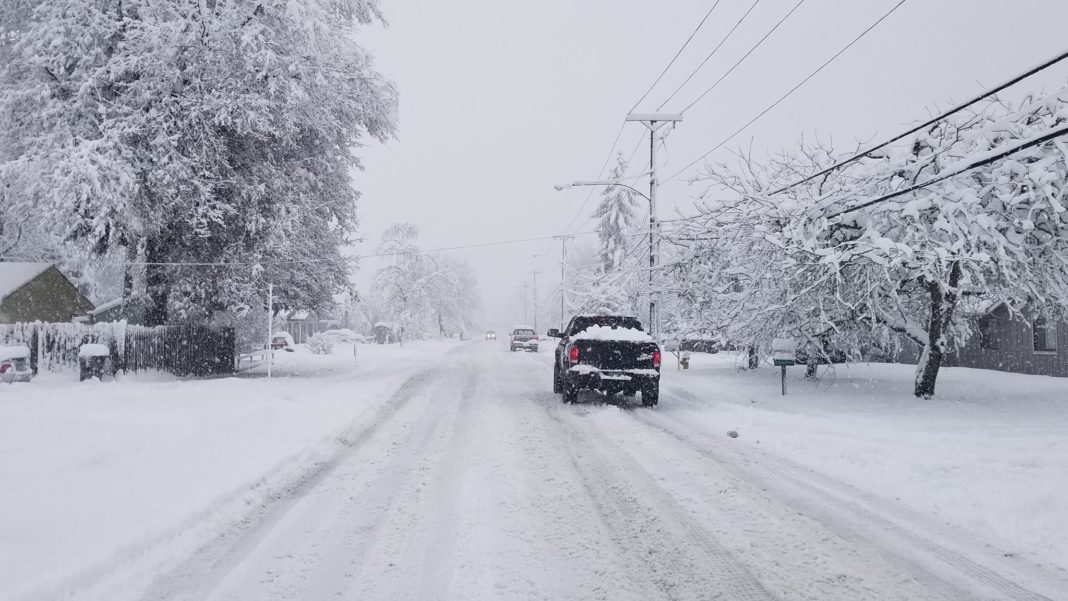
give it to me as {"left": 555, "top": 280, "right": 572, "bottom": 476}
{"left": 307, "top": 334, "right": 334, "bottom": 355}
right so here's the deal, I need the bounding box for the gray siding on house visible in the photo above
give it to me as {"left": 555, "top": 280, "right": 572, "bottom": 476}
{"left": 0, "top": 267, "right": 95, "bottom": 324}
{"left": 897, "top": 304, "right": 1068, "bottom": 377}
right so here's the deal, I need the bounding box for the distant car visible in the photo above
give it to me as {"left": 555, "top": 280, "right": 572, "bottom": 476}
{"left": 0, "top": 345, "right": 33, "bottom": 384}
{"left": 271, "top": 332, "right": 296, "bottom": 352}
{"left": 509, "top": 326, "right": 538, "bottom": 352}
{"left": 320, "top": 329, "right": 360, "bottom": 344}
{"left": 485, "top": 330, "right": 496, "bottom": 340}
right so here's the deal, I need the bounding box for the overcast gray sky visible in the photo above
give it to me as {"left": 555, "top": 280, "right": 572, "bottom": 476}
{"left": 352, "top": 0, "right": 1068, "bottom": 329}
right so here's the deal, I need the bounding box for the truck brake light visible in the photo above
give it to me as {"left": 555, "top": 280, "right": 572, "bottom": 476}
{"left": 653, "top": 350, "right": 661, "bottom": 369}
{"left": 569, "top": 346, "right": 580, "bottom": 365}
{"left": 0, "top": 363, "right": 9, "bottom": 374}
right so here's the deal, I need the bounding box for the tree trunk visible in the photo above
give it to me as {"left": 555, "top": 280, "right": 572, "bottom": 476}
{"left": 805, "top": 359, "right": 819, "bottom": 380}
{"left": 914, "top": 262, "right": 962, "bottom": 398}
{"left": 746, "top": 345, "right": 760, "bottom": 369}
{"left": 143, "top": 235, "right": 169, "bottom": 327}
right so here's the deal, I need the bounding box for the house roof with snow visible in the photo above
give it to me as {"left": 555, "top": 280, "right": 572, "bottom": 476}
{"left": 0, "top": 262, "right": 52, "bottom": 301}
{"left": 0, "top": 262, "right": 94, "bottom": 324}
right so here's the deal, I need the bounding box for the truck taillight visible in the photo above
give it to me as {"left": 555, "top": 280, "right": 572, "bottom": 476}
{"left": 569, "top": 346, "right": 580, "bottom": 365}
{"left": 653, "top": 349, "right": 661, "bottom": 369}
{"left": 0, "top": 363, "right": 9, "bottom": 374}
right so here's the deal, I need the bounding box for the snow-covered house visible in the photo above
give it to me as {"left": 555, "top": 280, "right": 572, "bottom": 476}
{"left": 0, "top": 262, "right": 94, "bottom": 324}
{"left": 897, "top": 302, "right": 1068, "bottom": 377}
{"left": 278, "top": 309, "right": 320, "bottom": 344}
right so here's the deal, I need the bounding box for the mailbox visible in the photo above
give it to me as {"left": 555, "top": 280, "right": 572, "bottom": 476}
{"left": 771, "top": 338, "right": 796, "bottom": 367}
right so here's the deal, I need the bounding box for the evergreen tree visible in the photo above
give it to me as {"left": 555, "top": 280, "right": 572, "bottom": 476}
{"left": 593, "top": 152, "right": 641, "bottom": 274}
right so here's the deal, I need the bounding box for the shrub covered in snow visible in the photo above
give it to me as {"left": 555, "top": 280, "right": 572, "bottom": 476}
{"left": 307, "top": 333, "right": 334, "bottom": 355}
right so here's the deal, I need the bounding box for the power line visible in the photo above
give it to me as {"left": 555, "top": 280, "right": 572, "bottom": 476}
{"left": 664, "top": 0, "right": 908, "bottom": 184}
{"left": 767, "top": 46, "right": 1068, "bottom": 196}
{"left": 829, "top": 124, "right": 1068, "bottom": 218}
{"left": 557, "top": 122, "right": 627, "bottom": 239}
{"left": 552, "top": 1, "right": 731, "bottom": 266}
{"left": 679, "top": 0, "right": 806, "bottom": 114}
{"left": 629, "top": 0, "right": 725, "bottom": 113}
{"left": 656, "top": 0, "right": 763, "bottom": 111}
{"left": 1, "top": 230, "right": 602, "bottom": 267}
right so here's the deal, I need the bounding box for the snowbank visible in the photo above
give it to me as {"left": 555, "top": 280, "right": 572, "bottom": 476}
{"left": 0, "top": 345, "right": 30, "bottom": 361}
{"left": 0, "top": 340, "right": 460, "bottom": 601}
{"left": 662, "top": 353, "right": 1068, "bottom": 573}
{"left": 77, "top": 343, "right": 110, "bottom": 358}
{"left": 572, "top": 324, "right": 653, "bottom": 342}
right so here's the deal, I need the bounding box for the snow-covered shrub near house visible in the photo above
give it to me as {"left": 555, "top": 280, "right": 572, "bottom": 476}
{"left": 307, "top": 333, "right": 334, "bottom": 355}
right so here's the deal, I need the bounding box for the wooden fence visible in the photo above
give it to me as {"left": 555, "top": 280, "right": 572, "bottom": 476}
{"left": 0, "top": 321, "right": 236, "bottom": 377}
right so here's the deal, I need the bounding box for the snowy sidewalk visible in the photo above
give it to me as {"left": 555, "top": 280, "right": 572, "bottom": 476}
{"left": 659, "top": 353, "right": 1068, "bottom": 576}
{"left": 0, "top": 340, "right": 460, "bottom": 601}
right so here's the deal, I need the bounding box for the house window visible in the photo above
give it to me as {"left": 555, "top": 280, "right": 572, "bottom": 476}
{"left": 978, "top": 317, "right": 998, "bottom": 350}
{"left": 1033, "top": 317, "right": 1058, "bottom": 353}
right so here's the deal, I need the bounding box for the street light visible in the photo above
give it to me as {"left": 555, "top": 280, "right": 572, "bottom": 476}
{"left": 556, "top": 113, "right": 681, "bottom": 342}
{"left": 555, "top": 179, "right": 661, "bottom": 337}
{"left": 554, "top": 181, "right": 651, "bottom": 201}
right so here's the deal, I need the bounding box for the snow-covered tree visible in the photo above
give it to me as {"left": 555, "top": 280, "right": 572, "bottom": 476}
{"left": 675, "top": 85, "right": 1068, "bottom": 397}
{"left": 371, "top": 224, "right": 480, "bottom": 340}
{"left": 594, "top": 152, "right": 642, "bottom": 274}
{"left": 0, "top": 0, "right": 397, "bottom": 324}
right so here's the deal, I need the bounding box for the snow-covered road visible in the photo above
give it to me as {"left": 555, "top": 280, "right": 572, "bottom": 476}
{"left": 126, "top": 342, "right": 1065, "bottom": 601}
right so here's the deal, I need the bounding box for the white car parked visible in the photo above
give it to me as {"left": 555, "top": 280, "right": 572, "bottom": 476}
{"left": 0, "top": 345, "right": 34, "bottom": 384}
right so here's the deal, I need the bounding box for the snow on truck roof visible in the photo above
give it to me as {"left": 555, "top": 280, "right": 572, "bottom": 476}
{"left": 0, "top": 262, "right": 52, "bottom": 301}
{"left": 512, "top": 325, "right": 535, "bottom": 330}
{"left": 571, "top": 324, "right": 653, "bottom": 342}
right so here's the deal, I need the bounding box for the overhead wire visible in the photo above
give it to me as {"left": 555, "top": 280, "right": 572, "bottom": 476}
{"left": 1, "top": 230, "right": 602, "bottom": 267}
{"left": 544, "top": 3, "right": 733, "bottom": 281}
{"left": 629, "top": 0, "right": 725, "bottom": 113}
{"left": 656, "top": 0, "right": 763, "bottom": 111}
{"left": 679, "top": 0, "right": 806, "bottom": 114}
{"left": 767, "top": 46, "right": 1068, "bottom": 196}
{"left": 663, "top": 0, "right": 908, "bottom": 184}
{"left": 828, "top": 124, "right": 1068, "bottom": 218}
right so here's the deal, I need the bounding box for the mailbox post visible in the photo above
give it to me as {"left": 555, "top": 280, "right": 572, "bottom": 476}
{"left": 771, "top": 338, "right": 797, "bottom": 396}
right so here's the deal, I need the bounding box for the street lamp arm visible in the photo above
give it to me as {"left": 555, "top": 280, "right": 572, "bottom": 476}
{"left": 555, "top": 181, "right": 652, "bottom": 202}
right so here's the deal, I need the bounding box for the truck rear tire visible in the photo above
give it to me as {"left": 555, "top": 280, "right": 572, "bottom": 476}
{"left": 641, "top": 384, "right": 659, "bottom": 407}
{"left": 553, "top": 365, "right": 563, "bottom": 393}
{"left": 563, "top": 382, "right": 578, "bottom": 404}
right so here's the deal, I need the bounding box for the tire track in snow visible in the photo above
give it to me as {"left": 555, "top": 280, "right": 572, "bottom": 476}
{"left": 413, "top": 364, "right": 480, "bottom": 600}
{"left": 545, "top": 404, "right": 778, "bottom": 601}
{"left": 629, "top": 402, "right": 1063, "bottom": 601}
{"left": 139, "top": 366, "right": 446, "bottom": 601}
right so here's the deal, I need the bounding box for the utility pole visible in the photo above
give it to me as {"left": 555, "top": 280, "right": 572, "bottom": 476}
{"left": 554, "top": 234, "right": 574, "bottom": 328}
{"left": 625, "top": 113, "right": 682, "bottom": 341}
{"left": 522, "top": 282, "right": 529, "bottom": 324}
{"left": 530, "top": 270, "right": 541, "bottom": 331}
{"left": 266, "top": 283, "right": 273, "bottom": 379}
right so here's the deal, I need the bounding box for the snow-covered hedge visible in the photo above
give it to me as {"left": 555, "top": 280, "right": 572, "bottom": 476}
{"left": 307, "top": 333, "right": 334, "bottom": 355}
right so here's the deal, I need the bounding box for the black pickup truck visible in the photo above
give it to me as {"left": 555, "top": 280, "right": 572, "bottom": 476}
{"left": 547, "top": 315, "right": 661, "bottom": 406}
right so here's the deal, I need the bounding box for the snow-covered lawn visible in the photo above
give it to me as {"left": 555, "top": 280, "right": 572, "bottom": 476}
{"left": 661, "top": 352, "right": 1068, "bottom": 574}
{"left": 0, "top": 340, "right": 459, "bottom": 601}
